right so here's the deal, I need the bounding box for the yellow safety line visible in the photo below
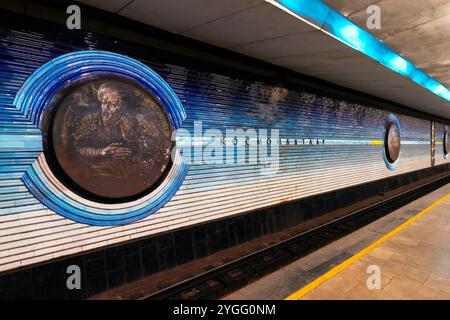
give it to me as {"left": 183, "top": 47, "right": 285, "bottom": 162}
{"left": 370, "top": 140, "right": 383, "bottom": 145}
{"left": 285, "top": 192, "right": 450, "bottom": 300}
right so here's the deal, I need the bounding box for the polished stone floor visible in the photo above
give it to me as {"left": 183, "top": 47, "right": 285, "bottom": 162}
{"left": 224, "top": 183, "right": 450, "bottom": 300}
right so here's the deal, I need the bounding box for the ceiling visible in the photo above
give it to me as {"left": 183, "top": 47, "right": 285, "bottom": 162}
{"left": 323, "top": 0, "right": 450, "bottom": 88}
{"left": 78, "top": 0, "right": 450, "bottom": 119}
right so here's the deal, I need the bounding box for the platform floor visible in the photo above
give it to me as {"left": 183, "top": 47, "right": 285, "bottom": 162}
{"left": 224, "top": 183, "right": 450, "bottom": 300}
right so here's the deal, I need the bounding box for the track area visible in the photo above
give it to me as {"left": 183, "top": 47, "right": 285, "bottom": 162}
{"left": 226, "top": 183, "right": 450, "bottom": 300}
{"left": 142, "top": 175, "right": 450, "bottom": 300}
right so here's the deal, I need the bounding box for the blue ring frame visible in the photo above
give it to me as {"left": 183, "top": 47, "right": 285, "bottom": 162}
{"left": 383, "top": 114, "right": 401, "bottom": 171}
{"left": 16, "top": 51, "right": 188, "bottom": 226}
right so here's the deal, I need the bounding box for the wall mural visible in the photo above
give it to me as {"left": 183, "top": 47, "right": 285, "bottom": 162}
{"left": 11, "top": 51, "right": 188, "bottom": 226}
{"left": 44, "top": 77, "right": 173, "bottom": 202}
{"left": 435, "top": 123, "right": 449, "bottom": 165}
{"left": 383, "top": 114, "right": 401, "bottom": 171}
{"left": 444, "top": 127, "right": 450, "bottom": 159}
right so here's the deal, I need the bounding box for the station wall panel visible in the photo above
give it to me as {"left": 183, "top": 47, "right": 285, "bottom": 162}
{"left": 0, "top": 24, "right": 436, "bottom": 272}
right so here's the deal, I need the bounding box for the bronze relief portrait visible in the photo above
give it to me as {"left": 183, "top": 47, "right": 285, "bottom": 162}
{"left": 384, "top": 120, "right": 401, "bottom": 164}
{"left": 444, "top": 129, "right": 450, "bottom": 156}
{"left": 44, "top": 77, "right": 173, "bottom": 202}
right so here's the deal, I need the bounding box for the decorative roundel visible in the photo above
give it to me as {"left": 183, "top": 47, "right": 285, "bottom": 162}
{"left": 43, "top": 76, "right": 173, "bottom": 203}
{"left": 383, "top": 114, "right": 401, "bottom": 171}
{"left": 15, "top": 51, "right": 188, "bottom": 226}
{"left": 444, "top": 127, "right": 450, "bottom": 159}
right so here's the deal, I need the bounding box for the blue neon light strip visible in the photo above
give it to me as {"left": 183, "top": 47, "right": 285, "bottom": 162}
{"left": 268, "top": 0, "right": 450, "bottom": 103}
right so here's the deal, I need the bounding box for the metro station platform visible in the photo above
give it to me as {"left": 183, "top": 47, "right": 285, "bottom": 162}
{"left": 224, "top": 184, "right": 450, "bottom": 300}
{"left": 0, "top": 1, "right": 449, "bottom": 302}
